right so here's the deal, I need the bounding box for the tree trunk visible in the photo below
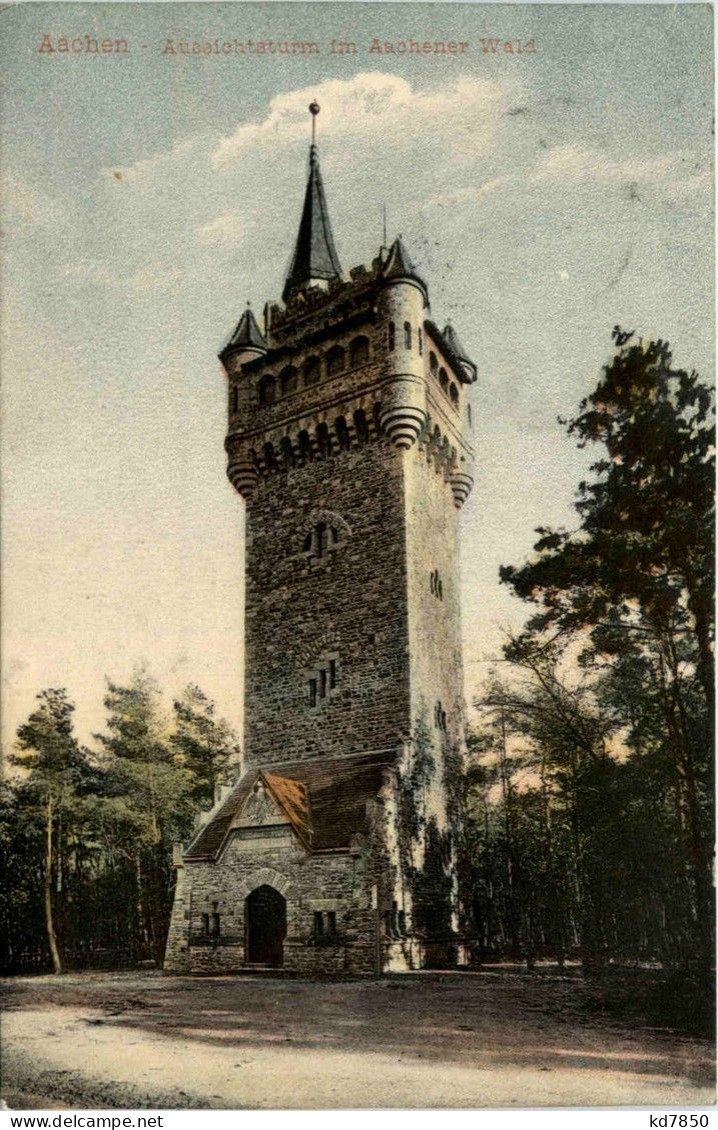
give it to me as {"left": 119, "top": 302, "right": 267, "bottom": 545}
{"left": 45, "top": 797, "right": 62, "bottom": 974}
{"left": 658, "top": 640, "right": 714, "bottom": 969}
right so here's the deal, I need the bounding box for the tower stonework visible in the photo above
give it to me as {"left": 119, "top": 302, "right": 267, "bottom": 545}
{"left": 164, "top": 116, "right": 476, "bottom": 975}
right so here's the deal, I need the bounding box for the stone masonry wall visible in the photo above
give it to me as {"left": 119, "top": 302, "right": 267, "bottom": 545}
{"left": 164, "top": 828, "right": 378, "bottom": 975}
{"left": 244, "top": 438, "right": 411, "bottom": 769}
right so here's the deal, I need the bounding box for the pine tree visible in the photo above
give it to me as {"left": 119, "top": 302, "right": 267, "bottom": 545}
{"left": 499, "top": 329, "right": 714, "bottom": 969}
{"left": 171, "top": 684, "right": 240, "bottom": 807}
{"left": 12, "top": 689, "right": 89, "bottom": 973}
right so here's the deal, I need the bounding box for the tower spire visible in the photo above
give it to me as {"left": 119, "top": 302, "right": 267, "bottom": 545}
{"left": 282, "top": 102, "right": 343, "bottom": 303}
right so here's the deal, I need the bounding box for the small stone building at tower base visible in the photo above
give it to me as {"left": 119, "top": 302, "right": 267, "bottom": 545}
{"left": 164, "top": 749, "right": 468, "bottom": 976}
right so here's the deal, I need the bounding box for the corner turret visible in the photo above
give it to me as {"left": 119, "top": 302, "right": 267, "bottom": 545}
{"left": 220, "top": 305, "right": 267, "bottom": 370}
{"left": 442, "top": 322, "right": 477, "bottom": 384}
{"left": 377, "top": 236, "right": 429, "bottom": 449}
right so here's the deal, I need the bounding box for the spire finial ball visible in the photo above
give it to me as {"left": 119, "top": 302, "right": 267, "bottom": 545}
{"left": 309, "top": 101, "right": 320, "bottom": 116}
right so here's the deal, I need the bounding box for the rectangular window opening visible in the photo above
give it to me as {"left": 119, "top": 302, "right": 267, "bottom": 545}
{"left": 309, "top": 678, "right": 317, "bottom": 708}
{"left": 201, "top": 913, "right": 210, "bottom": 937}
{"left": 327, "top": 910, "right": 337, "bottom": 935}
{"left": 319, "top": 668, "right": 327, "bottom": 699}
{"left": 314, "top": 910, "right": 324, "bottom": 936}
{"left": 329, "top": 659, "right": 337, "bottom": 690}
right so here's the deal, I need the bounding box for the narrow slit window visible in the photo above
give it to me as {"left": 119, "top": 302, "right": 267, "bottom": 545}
{"left": 309, "top": 678, "right": 317, "bottom": 708}
{"left": 329, "top": 659, "right": 337, "bottom": 690}
{"left": 314, "top": 911, "right": 324, "bottom": 936}
{"left": 388, "top": 321, "right": 395, "bottom": 352}
{"left": 404, "top": 321, "right": 411, "bottom": 349}
{"left": 418, "top": 327, "right": 423, "bottom": 355}
{"left": 319, "top": 668, "right": 327, "bottom": 699}
{"left": 201, "top": 913, "right": 210, "bottom": 937}
{"left": 327, "top": 911, "right": 337, "bottom": 935}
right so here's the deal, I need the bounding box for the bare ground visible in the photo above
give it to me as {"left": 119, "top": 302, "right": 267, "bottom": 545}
{"left": 1, "top": 969, "right": 714, "bottom": 1110}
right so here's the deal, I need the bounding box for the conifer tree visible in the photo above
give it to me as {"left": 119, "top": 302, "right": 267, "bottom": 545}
{"left": 12, "top": 689, "right": 88, "bottom": 973}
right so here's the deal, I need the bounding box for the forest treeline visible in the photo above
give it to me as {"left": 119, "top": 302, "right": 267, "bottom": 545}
{"left": 466, "top": 329, "right": 714, "bottom": 983}
{"left": 1, "top": 329, "right": 714, "bottom": 984}
{"left": 1, "top": 678, "right": 240, "bottom": 972}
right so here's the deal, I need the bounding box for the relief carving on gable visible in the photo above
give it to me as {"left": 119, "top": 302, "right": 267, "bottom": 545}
{"left": 235, "top": 780, "right": 289, "bottom": 829}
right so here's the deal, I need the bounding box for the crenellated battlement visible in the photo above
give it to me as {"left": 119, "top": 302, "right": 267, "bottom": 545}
{"left": 224, "top": 244, "right": 476, "bottom": 509}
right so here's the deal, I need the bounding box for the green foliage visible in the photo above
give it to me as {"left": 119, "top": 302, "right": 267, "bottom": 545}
{"left": 471, "top": 329, "right": 715, "bottom": 973}
{"left": 171, "top": 683, "right": 240, "bottom": 807}
{"left": 3, "top": 673, "right": 236, "bottom": 974}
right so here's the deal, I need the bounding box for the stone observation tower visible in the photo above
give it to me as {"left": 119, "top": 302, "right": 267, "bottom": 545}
{"left": 164, "top": 104, "right": 477, "bottom": 975}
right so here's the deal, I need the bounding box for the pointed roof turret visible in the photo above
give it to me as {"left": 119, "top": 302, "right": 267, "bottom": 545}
{"left": 220, "top": 303, "right": 267, "bottom": 366}
{"left": 443, "top": 321, "right": 477, "bottom": 383}
{"left": 282, "top": 102, "right": 343, "bottom": 303}
{"left": 227, "top": 304, "right": 267, "bottom": 352}
{"left": 381, "top": 236, "right": 427, "bottom": 302}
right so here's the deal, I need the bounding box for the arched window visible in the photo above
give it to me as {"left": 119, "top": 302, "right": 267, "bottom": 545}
{"left": 429, "top": 352, "right": 438, "bottom": 375}
{"left": 435, "top": 701, "right": 447, "bottom": 732}
{"left": 335, "top": 416, "right": 350, "bottom": 451}
{"left": 388, "top": 322, "right": 395, "bottom": 352}
{"left": 279, "top": 366, "right": 298, "bottom": 396}
{"left": 439, "top": 367, "right": 448, "bottom": 391}
{"left": 280, "top": 436, "right": 295, "bottom": 470}
{"left": 350, "top": 335, "right": 369, "bottom": 368}
{"left": 304, "top": 521, "right": 345, "bottom": 559}
{"left": 353, "top": 408, "right": 369, "bottom": 446}
{"left": 326, "top": 345, "right": 345, "bottom": 378}
{"left": 263, "top": 441, "right": 279, "bottom": 473}
{"left": 316, "top": 422, "right": 331, "bottom": 459}
{"left": 449, "top": 382, "right": 459, "bottom": 405}
{"left": 298, "top": 430, "right": 313, "bottom": 462}
{"left": 259, "top": 375, "right": 276, "bottom": 405}
{"left": 430, "top": 569, "right": 443, "bottom": 599}
{"left": 229, "top": 385, "right": 239, "bottom": 414}
{"left": 304, "top": 355, "right": 320, "bottom": 386}
{"left": 404, "top": 321, "right": 411, "bottom": 349}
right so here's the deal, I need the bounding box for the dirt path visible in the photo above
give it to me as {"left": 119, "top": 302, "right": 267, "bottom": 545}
{"left": 1, "top": 971, "right": 714, "bottom": 1109}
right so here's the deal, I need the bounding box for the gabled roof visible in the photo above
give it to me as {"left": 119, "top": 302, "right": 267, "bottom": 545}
{"left": 183, "top": 750, "right": 395, "bottom": 861}
{"left": 283, "top": 145, "right": 343, "bottom": 303}
{"left": 225, "top": 306, "right": 267, "bottom": 352}
{"left": 262, "top": 771, "right": 312, "bottom": 847}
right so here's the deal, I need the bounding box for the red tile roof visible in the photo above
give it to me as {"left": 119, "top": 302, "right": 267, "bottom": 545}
{"left": 183, "top": 750, "right": 396, "bottom": 861}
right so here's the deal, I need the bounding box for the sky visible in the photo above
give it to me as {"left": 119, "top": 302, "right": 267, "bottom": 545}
{"left": 1, "top": 2, "right": 714, "bottom": 751}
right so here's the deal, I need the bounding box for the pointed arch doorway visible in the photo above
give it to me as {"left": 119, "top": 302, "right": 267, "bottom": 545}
{"left": 245, "top": 885, "right": 287, "bottom": 967}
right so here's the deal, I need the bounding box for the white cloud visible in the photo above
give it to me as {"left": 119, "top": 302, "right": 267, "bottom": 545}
{"left": 196, "top": 210, "right": 246, "bottom": 249}
{"left": 61, "top": 260, "right": 183, "bottom": 294}
{"left": 427, "top": 177, "right": 507, "bottom": 209}
{"left": 533, "top": 144, "right": 677, "bottom": 186}
{"left": 211, "top": 71, "right": 516, "bottom": 168}
{"left": 3, "top": 176, "right": 67, "bottom": 228}
{"left": 100, "top": 134, "right": 209, "bottom": 192}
